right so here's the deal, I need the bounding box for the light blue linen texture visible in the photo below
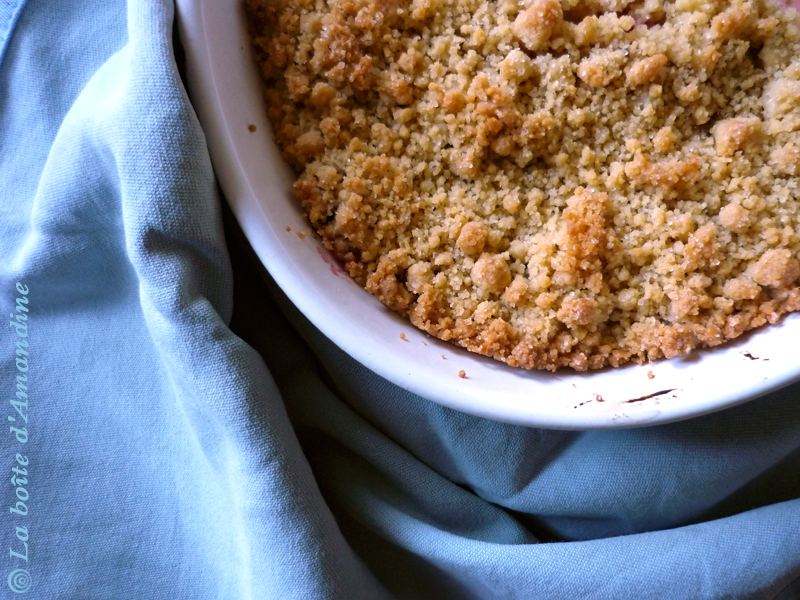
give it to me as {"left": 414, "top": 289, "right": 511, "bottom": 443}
{"left": 0, "top": 0, "right": 798, "bottom": 598}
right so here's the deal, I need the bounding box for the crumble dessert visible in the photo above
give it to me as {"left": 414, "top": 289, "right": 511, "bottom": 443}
{"left": 245, "top": 0, "right": 800, "bottom": 370}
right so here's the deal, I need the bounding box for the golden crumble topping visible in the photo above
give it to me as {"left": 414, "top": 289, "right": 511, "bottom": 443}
{"left": 246, "top": 0, "right": 800, "bottom": 371}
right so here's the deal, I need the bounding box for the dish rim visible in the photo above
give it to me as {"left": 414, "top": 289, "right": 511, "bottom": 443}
{"left": 175, "top": 0, "right": 800, "bottom": 429}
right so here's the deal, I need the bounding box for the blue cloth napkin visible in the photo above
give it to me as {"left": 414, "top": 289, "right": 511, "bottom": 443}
{"left": 1, "top": 0, "right": 799, "bottom": 598}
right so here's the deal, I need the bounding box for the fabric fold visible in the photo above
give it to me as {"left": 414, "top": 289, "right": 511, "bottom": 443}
{"left": 0, "top": 0, "right": 799, "bottom": 597}
{"left": 1, "top": 0, "right": 386, "bottom": 597}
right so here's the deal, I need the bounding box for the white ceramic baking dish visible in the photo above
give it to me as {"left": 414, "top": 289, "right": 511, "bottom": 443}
{"left": 175, "top": 0, "right": 800, "bottom": 428}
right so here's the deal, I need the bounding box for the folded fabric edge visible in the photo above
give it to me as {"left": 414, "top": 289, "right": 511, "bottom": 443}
{"left": 0, "top": 0, "right": 26, "bottom": 66}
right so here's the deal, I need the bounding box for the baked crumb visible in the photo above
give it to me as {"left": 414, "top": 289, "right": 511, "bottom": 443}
{"left": 247, "top": 0, "right": 800, "bottom": 371}
{"left": 297, "top": 231, "right": 306, "bottom": 239}
{"left": 249, "top": 124, "right": 258, "bottom": 132}
{"left": 458, "top": 370, "right": 467, "bottom": 379}
{"left": 441, "top": 354, "right": 446, "bottom": 359}
{"left": 647, "top": 370, "right": 655, "bottom": 379}
{"left": 286, "top": 226, "right": 292, "bottom": 232}
{"left": 400, "top": 332, "right": 407, "bottom": 340}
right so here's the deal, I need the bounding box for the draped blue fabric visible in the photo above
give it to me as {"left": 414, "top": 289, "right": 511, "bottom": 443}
{"left": 0, "top": 0, "right": 798, "bottom": 598}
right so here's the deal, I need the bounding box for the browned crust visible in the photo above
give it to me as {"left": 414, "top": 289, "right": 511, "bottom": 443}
{"left": 245, "top": 0, "right": 800, "bottom": 371}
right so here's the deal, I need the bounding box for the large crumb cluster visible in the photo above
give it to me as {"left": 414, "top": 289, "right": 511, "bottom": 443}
{"left": 246, "top": 0, "right": 800, "bottom": 371}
